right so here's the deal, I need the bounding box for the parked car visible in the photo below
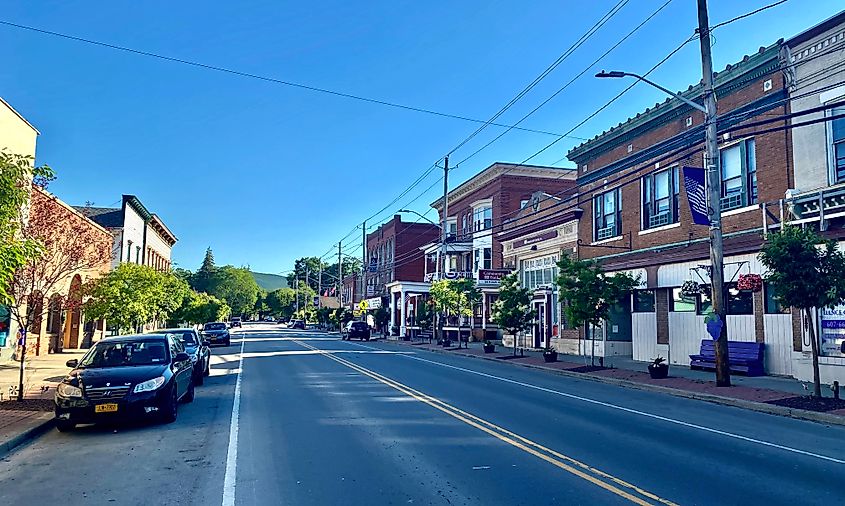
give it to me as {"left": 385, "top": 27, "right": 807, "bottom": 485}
{"left": 346, "top": 321, "right": 371, "bottom": 341}
{"left": 229, "top": 317, "right": 242, "bottom": 328}
{"left": 152, "top": 328, "right": 210, "bottom": 386}
{"left": 202, "top": 322, "right": 231, "bottom": 346}
{"left": 288, "top": 319, "right": 305, "bottom": 330}
{"left": 54, "top": 334, "right": 194, "bottom": 431}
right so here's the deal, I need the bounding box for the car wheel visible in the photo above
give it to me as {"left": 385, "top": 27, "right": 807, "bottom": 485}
{"left": 162, "top": 387, "right": 178, "bottom": 424}
{"left": 55, "top": 420, "right": 75, "bottom": 432}
{"left": 184, "top": 380, "right": 195, "bottom": 403}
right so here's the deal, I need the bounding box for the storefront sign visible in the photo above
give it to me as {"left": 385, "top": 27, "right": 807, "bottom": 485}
{"left": 513, "top": 230, "right": 558, "bottom": 249}
{"left": 477, "top": 269, "right": 512, "bottom": 287}
{"left": 364, "top": 297, "right": 382, "bottom": 310}
{"left": 424, "top": 271, "right": 472, "bottom": 282}
{"left": 820, "top": 306, "right": 845, "bottom": 357}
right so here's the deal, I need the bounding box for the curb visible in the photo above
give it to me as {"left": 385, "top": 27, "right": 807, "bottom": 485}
{"left": 388, "top": 340, "right": 845, "bottom": 428}
{"left": 0, "top": 414, "right": 54, "bottom": 458}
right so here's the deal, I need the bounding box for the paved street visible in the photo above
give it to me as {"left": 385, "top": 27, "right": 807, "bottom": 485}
{"left": 1, "top": 324, "right": 844, "bottom": 505}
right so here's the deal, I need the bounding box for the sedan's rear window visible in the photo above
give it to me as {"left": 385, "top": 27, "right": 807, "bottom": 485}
{"left": 351, "top": 322, "right": 368, "bottom": 329}
{"left": 80, "top": 341, "right": 168, "bottom": 367}
{"left": 204, "top": 323, "right": 226, "bottom": 330}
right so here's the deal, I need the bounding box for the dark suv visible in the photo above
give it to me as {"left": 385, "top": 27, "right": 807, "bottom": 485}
{"left": 346, "top": 321, "right": 371, "bottom": 341}
{"left": 202, "top": 322, "right": 231, "bottom": 346}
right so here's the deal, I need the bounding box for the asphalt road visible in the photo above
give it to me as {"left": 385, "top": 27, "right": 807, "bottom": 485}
{"left": 2, "top": 324, "right": 844, "bottom": 505}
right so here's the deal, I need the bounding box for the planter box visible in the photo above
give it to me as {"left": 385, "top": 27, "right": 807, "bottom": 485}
{"left": 648, "top": 364, "right": 669, "bottom": 379}
{"left": 483, "top": 344, "right": 495, "bottom": 354}
{"left": 543, "top": 351, "right": 558, "bottom": 363}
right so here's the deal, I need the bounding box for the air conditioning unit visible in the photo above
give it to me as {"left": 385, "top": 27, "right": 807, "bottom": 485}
{"left": 648, "top": 212, "right": 670, "bottom": 228}
{"left": 720, "top": 194, "right": 743, "bottom": 211}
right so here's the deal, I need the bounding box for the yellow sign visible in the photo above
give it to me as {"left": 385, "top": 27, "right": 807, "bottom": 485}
{"left": 359, "top": 300, "right": 368, "bottom": 311}
{"left": 353, "top": 309, "right": 362, "bottom": 317}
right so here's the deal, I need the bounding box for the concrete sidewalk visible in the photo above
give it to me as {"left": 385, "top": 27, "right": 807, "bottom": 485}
{"left": 0, "top": 351, "right": 82, "bottom": 456}
{"left": 392, "top": 338, "right": 845, "bottom": 422}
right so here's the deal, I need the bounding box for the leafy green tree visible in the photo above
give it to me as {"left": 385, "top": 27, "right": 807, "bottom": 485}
{"left": 451, "top": 278, "right": 481, "bottom": 348}
{"left": 332, "top": 307, "right": 353, "bottom": 329}
{"left": 491, "top": 273, "right": 535, "bottom": 356}
{"left": 209, "top": 265, "right": 260, "bottom": 316}
{"left": 286, "top": 257, "right": 323, "bottom": 292}
{"left": 316, "top": 306, "right": 333, "bottom": 327}
{"left": 83, "top": 263, "right": 185, "bottom": 333}
{"left": 374, "top": 305, "right": 390, "bottom": 334}
{"left": 429, "top": 279, "right": 458, "bottom": 343}
{"left": 556, "top": 255, "right": 639, "bottom": 365}
{"left": 759, "top": 226, "right": 845, "bottom": 397}
{"left": 170, "top": 290, "right": 230, "bottom": 325}
{"left": 0, "top": 151, "right": 54, "bottom": 304}
{"left": 266, "top": 287, "right": 296, "bottom": 320}
{"left": 192, "top": 247, "right": 216, "bottom": 293}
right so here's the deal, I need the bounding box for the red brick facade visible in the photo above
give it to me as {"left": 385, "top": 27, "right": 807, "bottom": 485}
{"left": 366, "top": 215, "right": 440, "bottom": 296}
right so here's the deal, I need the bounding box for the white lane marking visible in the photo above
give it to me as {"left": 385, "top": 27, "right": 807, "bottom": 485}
{"left": 222, "top": 337, "right": 245, "bottom": 506}
{"left": 341, "top": 339, "right": 845, "bottom": 465}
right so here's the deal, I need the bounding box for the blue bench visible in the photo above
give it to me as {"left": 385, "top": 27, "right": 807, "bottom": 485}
{"left": 689, "top": 340, "right": 765, "bottom": 376}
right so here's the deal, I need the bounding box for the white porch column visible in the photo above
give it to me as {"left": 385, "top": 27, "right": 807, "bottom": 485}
{"left": 482, "top": 294, "right": 487, "bottom": 330}
{"left": 389, "top": 290, "right": 396, "bottom": 332}
{"left": 400, "top": 289, "right": 407, "bottom": 337}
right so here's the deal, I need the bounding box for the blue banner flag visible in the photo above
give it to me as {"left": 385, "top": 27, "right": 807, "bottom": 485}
{"left": 683, "top": 166, "right": 710, "bottom": 226}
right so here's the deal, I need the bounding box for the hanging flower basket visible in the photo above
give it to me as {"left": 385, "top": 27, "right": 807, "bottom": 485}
{"left": 737, "top": 273, "right": 763, "bottom": 292}
{"left": 680, "top": 280, "right": 699, "bottom": 297}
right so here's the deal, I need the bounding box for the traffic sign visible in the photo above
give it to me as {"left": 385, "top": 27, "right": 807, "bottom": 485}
{"left": 359, "top": 300, "right": 369, "bottom": 311}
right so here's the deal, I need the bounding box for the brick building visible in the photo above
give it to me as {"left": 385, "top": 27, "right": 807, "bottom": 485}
{"left": 389, "top": 162, "right": 576, "bottom": 339}
{"left": 566, "top": 42, "right": 794, "bottom": 368}
{"left": 364, "top": 214, "right": 439, "bottom": 298}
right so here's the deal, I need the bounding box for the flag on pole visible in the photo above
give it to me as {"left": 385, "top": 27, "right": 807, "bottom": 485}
{"left": 683, "top": 166, "right": 710, "bottom": 226}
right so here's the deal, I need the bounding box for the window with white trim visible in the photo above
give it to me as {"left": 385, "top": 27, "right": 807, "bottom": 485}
{"left": 520, "top": 255, "right": 559, "bottom": 291}
{"left": 832, "top": 107, "right": 845, "bottom": 182}
{"left": 593, "top": 188, "right": 621, "bottom": 241}
{"left": 642, "top": 167, "right": 679, "bottom": 229}
{"left": 720, "top": 138, "right": 757, "bottom": 211}
{"left": 474, "top": 247, "right": 492, "bottom": 270}
{"left": 473, "top": 206, "right": 493, "bottom": 231}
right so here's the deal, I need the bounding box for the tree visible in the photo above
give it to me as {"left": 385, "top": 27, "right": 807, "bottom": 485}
{"left": 332, "top": 307, "right": 353, "bottom": 329}
{"left": 451, "top": 278, "right": 481, "bottom": 348}
{"left": 0, "top": 151, "right": 54, "bottom": 304}
{"left": 759, "top": 226, "right": 845, "bottom": 397}
{"left": 170, "top": 290, "right": 230, "bottom": 326}
{"left": 192, "top": 247, "right": 216, "bottom": 293}
{"left": 491, "top": 273, "right": 535, "bottom": 357}
{"left": 208, "top": 265, "right": 260, "bottom": 316}
{"left": 374, "top": 305, "right": 390, "bottom": 334}
{"left": 84, "top": 263, "right": 185, "bottom": 333}
{"left": 266, "top": 287, "right": 296, "bottom": 320}
{"left": 429, "top": 280, "right": 458, "bottom": 344}
{"left": 556, "top": 255, "right": 639, "bottom": 366}
{"left": 9, "top": 188, "right": 112, "bottom": 369}
{"left": 316, "top": 306, "right": 333, "bottom": 328}
{"left": 286, "top": 257, "right": 323, "bottom": 292}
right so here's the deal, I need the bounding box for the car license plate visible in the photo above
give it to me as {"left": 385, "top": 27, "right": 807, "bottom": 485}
{"left": 95, "top": 403, "right": 118, "bottom": 413}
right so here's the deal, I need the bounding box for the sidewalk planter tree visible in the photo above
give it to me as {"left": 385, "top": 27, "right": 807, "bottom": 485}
{"left": 648, "top": 356, "right": 669, "bottom": 379}
{"left": 759, "top": 226, "right": 845, "bottom": 398}
{"left": 543, "top": 347, "right": 558, "bottom": 363}
{"left": 451, "top": 278, "right": 480, "bottom": 348}
{"left": 555, "top": 255, "right": 639, "bottom": 367}
{"left": 429, "top": 280, "right": 458, "bottom": 346}
{"left": 491, "top": 273, "right": 534, "bottom": 358}
{"left": 483, "top": 340, "right": 496, "bottom": 353}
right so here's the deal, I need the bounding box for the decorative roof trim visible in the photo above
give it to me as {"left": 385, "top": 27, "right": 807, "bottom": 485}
{"left": 0, "top": 96, "right": 39, "bottom": 134}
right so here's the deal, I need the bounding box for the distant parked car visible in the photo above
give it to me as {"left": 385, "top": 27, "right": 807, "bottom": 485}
{"left": 202, "top": 322, "right": 231, "bottom": 346}
{"left": 346, "top": 321, "right": 371, "bottom": 341}
{"left": 229, "top": 317, "right": 242, "bottom": 328}
{"left": 54, "top": 334, "right": 194, "bottom": 431}
{"left": 288, "top": 319, "right": 305, "bottom": 330}
{"left": 152, "top": 328, "right": 210, "bottom": 386}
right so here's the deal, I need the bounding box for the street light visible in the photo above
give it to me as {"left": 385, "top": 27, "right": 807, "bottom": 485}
{"left": 397, "top": 209, "right": 442, "bottom": 229}
{"left": 595, "top": 46, "right": 730, "bottom": 386}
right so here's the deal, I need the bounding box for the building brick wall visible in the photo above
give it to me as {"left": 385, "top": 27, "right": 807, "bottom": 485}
{"left": 656, "top": 288, "right": 669, "bottom": 345}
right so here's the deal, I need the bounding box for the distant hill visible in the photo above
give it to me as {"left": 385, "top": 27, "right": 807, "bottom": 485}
{"left": 252, "top": 272, "right": 289, "bottom": 291}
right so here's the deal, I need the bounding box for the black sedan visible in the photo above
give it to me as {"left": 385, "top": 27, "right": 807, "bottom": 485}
{"left": 153, "top": 328, "right": 211, "bottom": 386}
{"left": 202, "top": 322, "right": 231, "bottom": 346}
{"left": 346, "top": 321, "right": 371, "bottom": 341}
{"left": 54, "top": 334, "right": 194, "bottom": 431}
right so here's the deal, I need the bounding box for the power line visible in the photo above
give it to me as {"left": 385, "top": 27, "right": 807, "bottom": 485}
{"left": 710, "top": 0, "right": 789, "bottom": 31}
{"left": 0, "top": 19, "right": 572, "bottom": 138}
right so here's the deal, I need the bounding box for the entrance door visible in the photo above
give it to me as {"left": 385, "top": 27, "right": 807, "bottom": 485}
{"left": 533, "top": 301, "right": 546, "bottom": 348}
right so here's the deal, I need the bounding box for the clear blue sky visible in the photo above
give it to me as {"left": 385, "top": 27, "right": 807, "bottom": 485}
{"left": 1, "top": 1, "right": 841, "bottom": 274}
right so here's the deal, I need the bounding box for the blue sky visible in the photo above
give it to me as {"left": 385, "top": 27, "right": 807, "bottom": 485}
{"left": 1, "top": 0, "right": 841, "bottom": 274}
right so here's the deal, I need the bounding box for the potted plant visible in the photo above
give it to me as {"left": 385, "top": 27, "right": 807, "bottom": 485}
{"left": 542, "top": 346, "right": 558, "bottom": 363}
{"left": 648, "top": 356, "right": 669, "bottom": 379}
{"left": 680, "top": 280, "right": 699, "bottom": 298}
{"left": 483, "top": 340, "right": 496, "bottom": 353}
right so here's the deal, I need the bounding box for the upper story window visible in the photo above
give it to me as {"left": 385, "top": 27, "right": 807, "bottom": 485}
{"left": 474, "top": 247, "right": 492, "bottom": 270}
{"left": 642, "top": 167, "right": 679, "bottom": 229}
{"left": 447, "top": 220, "right": 457, "bottom": 240}
{"left": 832, "top": 108, "right": 845, "bottom": 182}
{"left": 461, "top": 215, "right": 468, "bottom": 237}
{"left": 473, "top": 206, "right": 493, "bottom": 232}
{"left": 594, "top": 188, "right": 621, "bottom": 241}
{"left": 720, "top": 138, "right": 757, "bottom": 211}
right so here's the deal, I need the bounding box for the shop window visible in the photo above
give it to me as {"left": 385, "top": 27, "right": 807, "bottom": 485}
{"left": 632, "top": 290, "right": 655, "bottom": 312}
{"left": 670, "top": 288, "right": 696, "bottom": 312}
{"left": 720, "top": 139, "right": 757, "bottom": 211}
{"left": 764, "top": 282, "right": 789, "bottom": 314}
{"left": 697, "top": 284, "right": 753, "bottom": 315}
{"left": 594, "top": 188, "right": 621, "bottom": 240}
{"left": 473, "top": 206, "right": 493, "bottom": 231}
{"left": 642, "top": 167, "right": 679, "bottom": 229}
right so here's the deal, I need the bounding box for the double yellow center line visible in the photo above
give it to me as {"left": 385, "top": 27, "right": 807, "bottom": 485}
{"left": 294, "top": 340, "right": 678, "bottom": 506}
